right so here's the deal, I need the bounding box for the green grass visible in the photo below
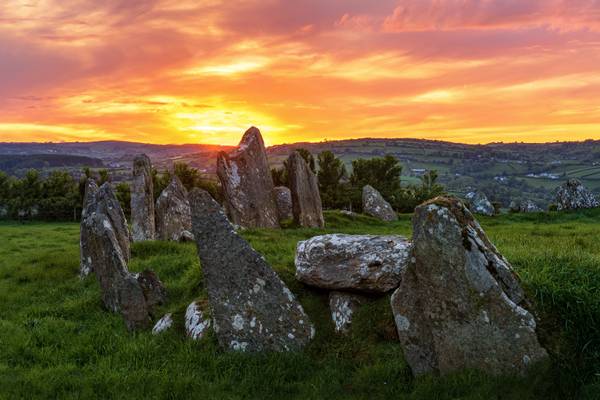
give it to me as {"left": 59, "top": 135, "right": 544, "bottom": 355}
{"left": 0, "top": 210, "right": 599, "bottom": 399}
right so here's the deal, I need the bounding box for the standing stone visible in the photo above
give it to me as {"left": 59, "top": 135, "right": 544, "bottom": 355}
{"left": 329, "top": 291, "right": 366, "bottom": 334}
{"left": 295, "top": 234, "right": 411, "bottom": 293}
{"left": 287, "top": 151, "right": 324, "bottom": 228}
{"left": 556, "top": 179, "right": 599, "bottom": 210}
{"left": 391, "top": 197, "right": 548, "bottom": 376}
{"left": 131, "top": 154, "right": 155, "bottom": 241}
{"left": 189, "top": 188, "right": 314, "bottom": 352}
{"left": 155, "top": 176, "right": 192, "bottom": 241}
{"left": 80, "top": 181, "right": 131, "bottom": 277}
{"left": 216, "top": 127, "right": 279, "bottom": 228}
{"left": 465, "top": 191, "right": 495, "bottom": 216}
{"left": 273, "top": 186, "right": 293, "bottom": 221}
{"left": 362, "top": 185, "right": 397, "bottom": 222}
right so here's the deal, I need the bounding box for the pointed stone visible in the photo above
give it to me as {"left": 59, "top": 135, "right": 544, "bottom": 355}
{"left": 362, "top": 185, "right": 397, "bottom": 222}
{"left": 465, "top": 191, "right": 495, "bottom": 216}
{"left": 80, "top": 181, "right": 130, "bottom": 277}
{"left": 287, "top": 151, "right": 324, "bottom": 228}
{"left": 152, "top": 313, "right": 173, "bottom": 335}
{"left": 556, "top": 179, "right": 598, "bottom": 210}
{"left": 391, "top": 197, "right": 548, "bottom": 376}
{"left": 131, "top": 154, "right": 155, "bottom": 241}
{"left": 185, "top": 302, "right": 212, "bottom": 340}
{"left": 189, "top": 188, "right": 314, "bottom": 352}
{"left": 156, "top": 176, "right": 192, "bottom": 241}
{"left": 216, "top": 127, "right": 279, "bottom": 228}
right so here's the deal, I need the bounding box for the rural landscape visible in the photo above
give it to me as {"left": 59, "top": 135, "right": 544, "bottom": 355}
{"left": 2, "top": 1, "right": 600, "bottom": 399}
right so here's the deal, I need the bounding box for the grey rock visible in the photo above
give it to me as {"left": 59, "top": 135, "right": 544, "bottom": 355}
{"left": 556, "top": 179, "right": 598, "bottom": 210}
{"left": 152, "top": 313, "right": 173, "bottom": 335}
{"left": 273, "top": 186, "right": 293, "bottom": 221}
{"left": 189, "top": 188, "right": 314, "bottom": 352}
{"left": 287, "top": 151, "right": 324, "bottom": 228}
{"left": 185, "top": 301, "right": 212, "bottom": 340}
{"left": 329, "top": 291, "right": 367, "bottom": 334}
{"left": 216, "top": 127, "right": 279, "bottom": 228}
{"left": 136, "top": 269, "right": 167, "bottom": 310}
{"left": 465, "top": 191, "right": 495, "bottom": 216}
{"left": 131, "top": 154, "right": 155, "bottom": 241}
{"left": 80, "top": 181, "right": 131, "bottom": 277}
{"left": 511, "top": 200, "right": 542, "bottom": 213}
{"left": 176, "top": 230, "right": 195, "bottom": 243}
{"left": 156, "top": 176, "right": 192, "bottom": 241}
{"left": 362, "top": 185, "right": 397, "bottom": 222}
{"left": 391, "top": 197, "right": 548, "bottom": 376}
{"left": 295, "top": 234, "right": 411, "bottom": 293}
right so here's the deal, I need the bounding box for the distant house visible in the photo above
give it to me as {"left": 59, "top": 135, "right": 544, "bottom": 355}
{"left": 526, "top": 172, "right": 560, "bottom": 180}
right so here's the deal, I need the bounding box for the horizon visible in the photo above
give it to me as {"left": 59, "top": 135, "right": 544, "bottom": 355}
{"left": 2, "top": 1, "right": 600, "bottom": 146}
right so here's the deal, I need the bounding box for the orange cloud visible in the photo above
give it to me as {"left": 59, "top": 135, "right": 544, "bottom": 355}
{"left": 1, "top": 0, "right": 600, "bottom": 145}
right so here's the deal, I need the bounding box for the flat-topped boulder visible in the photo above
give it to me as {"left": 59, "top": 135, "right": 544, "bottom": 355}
{"left": 80, "top": 181, "right": 131, "bottom": 277}
{"left": 189, "top": 188, "right": 314, "bottom": 352}
{"left": 465, "top": 191, "right": 495, "bottom": 216}
{"left": 131, "top": 154, "right": 155, "bottom": 241}
{"left": 82, "top": 184, "right": 165, "bottom": 331}
{"left": 287, "top": 151, "right": 324, "bottom": 228}
{"left": 216, "top": 127, "right": 279, "bottom": 228}
{"left": 362, "top": 185, "right": 397, "bottom": 222}
{"left": 156, "top": 176, "right": 192, "bottom": 241}
{"left": 556, "top": 179, "right": 598, "bottom": 210}
{"left": 391, "top": 197, "right": 548, "bottom": 376}
{"left": 295, "top": 234, "right": 411, "bottom": 293}
{"left": 273, "top": 186, "right": 293, "bottom": 221}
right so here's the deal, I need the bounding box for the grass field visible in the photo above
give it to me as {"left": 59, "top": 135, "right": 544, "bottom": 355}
{"left": 1, "top": 210, "right": 599, "bottom": 399}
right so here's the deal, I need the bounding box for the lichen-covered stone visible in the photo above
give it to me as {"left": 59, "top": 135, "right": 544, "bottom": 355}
{"left": 216, "top": 127, "right": 279, "bottom": 228}
{"left": 152, "top": 313, "right": 173, "bottom": 335}
{"left": 189, "top": 188, "right": 314, "bottom": 352}
{"left": 185, "top": 302, "right": 211, "bottom": 340}
{"left": 156, "top": 176, "right": 192, "bottom": 241}
{"left": 362, "top": 185, "right": 397, "bottom": 222}
{"left": 465, "top": 191, "right": 495, "bottom": 216}
{"left": 80, "top": 181, "right": 130, "bottom": 277}
{"left": 131, "top": 154, "right": 155, "bottom": 241}
{"left": 287, "top": 151, "right": 324, "bottom": 228}
{"left": 391, "top": 196, "right": 548, "bottom": 376}
{"left": 556, "top": 179, "right": 599, "bottom": 210}
{"left": 295, "top": 234, "right": 411, "bottom": 293}
{"left": 329, "top": 291, "right": 366, "bottom": 334}
{"left": 273, "top": 186, "right": 293, "bottom": 221}
{"left": 511, "top": 200, "right": 542, "bottom": 213}
{"left": 176, "top": 230, "right": 195, "bottom": 243}
{"left": 135, "top": 269, "right": 167, "bottom": 310}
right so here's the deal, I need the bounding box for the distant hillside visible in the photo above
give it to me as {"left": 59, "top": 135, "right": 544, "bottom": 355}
{"left": 0, "top": 154, "right": 104, "bottom": 175}
{"left": 3, "top": 138, "right": 600, "bottom": 207}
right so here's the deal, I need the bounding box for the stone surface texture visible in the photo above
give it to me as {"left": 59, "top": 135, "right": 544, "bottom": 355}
{"left": 287, "top": 151, "right": 324, "bottom": 228}
{"left": 156, "top": 176, "right": 192, "bottom": 241}
{"left": 556, "top": 179, "right": 599, "bottom": 210}
{"left": 131, "top": 154, "right": 156, "bottom": 241}
{"left": 189, "top": 188, "right": 314, "bottom": 352}
{"left": 391, "top": 197, "right": 548, "bottom": 376}
{"left": 273, "top": 186, "right": 293, "bottom": 221}
{"left": 295, "top": 234, "right": 411, "bottom": 293}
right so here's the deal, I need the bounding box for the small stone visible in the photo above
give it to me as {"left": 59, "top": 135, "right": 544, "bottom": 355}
{"left": 273, "top": 186, "right": 293, "bottom": 221}
{"left": 362, "top": 185, "right": 397, "bottom": 221}
{"left": 152, "top": 313, "right": 173, "bottom": 335}
{"left": 185, "top": 302, "right": 211, "bottom": 340}
{"left": 465, "top": 191, "right": 495, "bottom": 216}
{"left": 556, "top": 179, "right": 598, "bottom": 210}
{"left": 329, "top": 291, "right": 366, "bottom": 334}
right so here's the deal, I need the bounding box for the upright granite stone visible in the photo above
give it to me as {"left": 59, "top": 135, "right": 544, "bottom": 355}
{"left": 273, "top": 186, "right": 293, "bottom": 221}
{"left": 391, "top": 197, "right": 547, "bottom": 376}
{"left": 82, "top": 185, "right": 165, "bottom": 331}
{"left": 296, "top": 234, "right": 411, "bottom": 293}
{"left": 156, "top": 176, "right": 192, "bottom": 241}
{"left": 556, "top": 179, "right": 599, "bottom": 210}
{"left": 362, "top": 185, "right": 397, "bottom": 222}
{"left": 216, "top": 127, "right": 279, "bottom": 228}
{"left": 287, "top": 151, "right": 324, "bottom": 228}
{"left": 189, "top": 188, "right": 314, "bottom": 352}
{"left": 80, "top": 181, "right": 131, "bottom": 277}
{"left": 465, "top": 191, "right": 495, "bottom": 216}
{"left": 131, "top": 154, "right": 155, "bottom": 241}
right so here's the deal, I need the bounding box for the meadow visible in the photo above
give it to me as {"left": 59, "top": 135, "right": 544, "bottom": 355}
{"left": 0, "top": 210, "right": 599, "bottom": 399}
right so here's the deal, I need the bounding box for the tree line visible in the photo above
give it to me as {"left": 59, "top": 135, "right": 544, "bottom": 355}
{"left": 0, "top": 152, "right": 444, "bottom": 221}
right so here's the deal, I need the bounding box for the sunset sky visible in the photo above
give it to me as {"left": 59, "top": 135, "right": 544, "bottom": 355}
{"left": 2, "top": 0, "right": 600, "bottom": 146}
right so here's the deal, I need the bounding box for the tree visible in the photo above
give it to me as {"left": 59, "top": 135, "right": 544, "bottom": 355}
{"left": 317, "top": 151, "right": 348, "bottom": 209}
{"left": 39, "top": 171, "right": 79, "bottom": 220}
{"left": 10, "top": 169, "right": 42, "bottom": 219}
{"left": 349, "top": 155, "right": 402, "bottom": 209}
{"left": 271, "top": 167, "right": 288, "bottom": 187}
{"left": 98, "top": 169, "right": 110, "bottom": 185}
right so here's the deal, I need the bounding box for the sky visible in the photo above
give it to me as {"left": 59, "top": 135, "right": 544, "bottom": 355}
{"left": 2, "top": 0, "right": 600, "bottom": 146}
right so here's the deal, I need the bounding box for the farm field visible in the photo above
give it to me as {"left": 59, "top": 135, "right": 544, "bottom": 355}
{"left": 0, "top": 210, "right": 599, "bottom": 399}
